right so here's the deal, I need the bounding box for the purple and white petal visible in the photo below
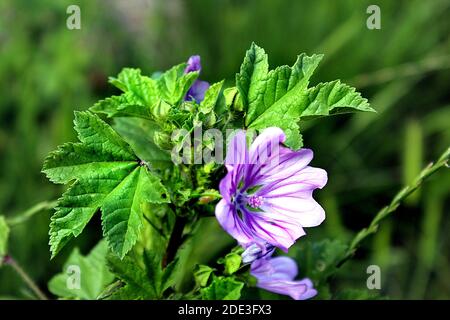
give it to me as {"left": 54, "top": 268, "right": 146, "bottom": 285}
{"left": 241, "top": 242, "right": 275, "bottom": 264}
{"left": 216, "top": 127, "right": 327, "bottom": 252}
{"left": 225, "top": 130, "right": 249, "bottom": 168}
{"left": 244, "top": 210, "right": 305, "bottom": 251}
{"left": 215, "top": 199, "right": 253, "bottom": 245}
{"left": 257, "top": 280, "right": 316, "bottom": 300}
{"left": 251, "top": 256, "right": 317, "bottom": 300}
{"left": 255, "top": 149, "right": 314, "bottom": 185}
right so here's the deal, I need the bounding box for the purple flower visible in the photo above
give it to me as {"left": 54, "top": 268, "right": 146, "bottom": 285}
{"left": 215, "top": 127, "right": 327, "bottom": 251}
{"left": 184, "top": 55, "right": 210, "bottom": 103}
{"left": 242, "top": 242, "right": 275, "bottom": 264}
{"left": 251, "top": 255, "right": 317, "bottom": 300}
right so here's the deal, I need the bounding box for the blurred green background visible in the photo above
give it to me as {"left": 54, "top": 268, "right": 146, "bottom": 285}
{"left": 0, "top": 0, "right": 449, "bottom": 299}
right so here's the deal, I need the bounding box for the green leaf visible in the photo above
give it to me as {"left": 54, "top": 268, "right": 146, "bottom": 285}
{"left": 223, "top": 87, "right": 244, "bottom": 112}
{"left": 113, "top": 117, "right": 171, "bottom": 169}
{"left": 294, "top": 80, "right": 374, "bottom": 119}
{"left": 237, "top": 44, "right": 373, "bottom": 149}
{"left": 106, "top": 250, "right": 178, "bottom": 299}
{"left": 293, "top": 239, "right": 348, "bottom": 285}
{"left": 48, "top": 240, "right": 114, "bottom": 300}
{"left": 236, "top": 43, "right": 268, "bottom": 115}
{"left": 92, "top": 98, "right": 153, "bottom": 119}
{"left": 0, "top": 216, "right": 9, "bottom": 261}
{"left": 109, "top": 68, "right": 159, "bottom": 107}
{"left": 218, "top": 252, "right": 242, "bottom": 275}
{"left": 92, "top": 68, "right": 159, "bottom": 119}
{"left": 157, "top": 64, "right": 199, "bottom": 105}
{"left": 43, "top": 111, "right": 168, "bottom": 258}
{"left": 199, "top": 81, "right": 224, "bottom": 114}
{"left": 193, "top": 265, "right": 215, "bottom": 287}
{"left": 107, "top": 254, "right": 156, "bottom": 299}
{"left": 160, "top": 259, "right": 178, "bottom": 293}
{"left": 201, "top": 276, "right": 244, "bottom": 300}
{"left": 224, "top": 254, "right": 241, "bottom": 275}
{"left": 90, "top": 95, "right": 130, "bottom": 118}
{"left": 150, "top": 100, "right": 172, "bottom": 119}
{"left": 95, "top": 65, "right": 199, "bottom": 121}
{"left": 101, "top": 164, "right": 168, "bottom": 258}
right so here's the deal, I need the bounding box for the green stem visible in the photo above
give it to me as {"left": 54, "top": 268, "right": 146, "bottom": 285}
{"left": 6, "top": 200, "right": 57, "bottom": 227}
{"left": 3, "top": 256, "right": 48, "bottom": 300}
{"left": 337, "top": 147, "right": 449, "bottom": 267}
{"left": 190, "top": 191, "right": 221, "bottom": 199}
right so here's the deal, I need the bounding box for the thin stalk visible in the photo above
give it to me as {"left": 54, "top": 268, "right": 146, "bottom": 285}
{"left": 347, "top": 54, "right": 450, "bottom": 88}
{"left": 6, "top": 200, "right": 57, "bottom": 227}
{"left": 2, "top": 256, "right": 48, "bottom": 300}
{"left": 337, "top": 147, "right": 450, "bottom": 267}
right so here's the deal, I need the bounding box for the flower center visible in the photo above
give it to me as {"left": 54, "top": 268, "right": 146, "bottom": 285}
{"left": 247, "top": 195, "right": 263, "bottom": 208}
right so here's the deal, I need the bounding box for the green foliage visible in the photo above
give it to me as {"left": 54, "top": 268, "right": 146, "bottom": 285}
{"left": 2, "top": 0, "right": 449, "bottom": 301}
{"left": 106, "top": 255, "right": 155, "bottom": 300}
{"left": 236, "top": 43, "right": 373, "bottom": 149}
{"left": 112, "top": 117, "right": 172, "bottom": 169}
{"left": 92, "top": 66, "right": 198, "bottom": 119}
{"left": 42, "top": 111, "right": 168, "bottom": 258}
{"left": 193, "top": 265, "right": 215, "bottom": 287}
{"left": 106, "top": 251, "right": 178, "bottom": 299}
{"left": 200, "top": 81, "right": 224, "bottom": 115}
{"left": 297, "top": 239, "right": 348, "bottom": 282}
{"left": 156, "top": 64, "right": 199, "bottom": 105}
{"left": 48, "top": 240, "right": 113, "bottom": 300}
{"left": 218, "top": 247, "right": 243, "bottom": 276}
{"left": 110, "top": 68, "right": 159, "bottom": 107}
{"left": 201, "top": 276, "right": 244, "bottom": 300}
{"left": 0, "top": 216, "right": 9, "bottom": 261}
{"left": 293, "top": 239, "right": 348, "bottom": 298}
{"left": 340, "top": 147, "right": 450, "bottom": 265}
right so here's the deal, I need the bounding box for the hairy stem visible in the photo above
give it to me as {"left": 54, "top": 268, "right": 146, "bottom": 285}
{"left": 337, "top": 147, "right": 449, "bottom": 267}
{"left": 2, "top": 256, "right": 48, "bottom": 300}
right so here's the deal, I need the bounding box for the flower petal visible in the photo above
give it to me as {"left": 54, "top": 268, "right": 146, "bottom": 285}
{"left": 257, "top": 166, "right": 327, "bottom": 229}
{"left": 257, "top": 279, "right": 316, "bottom": 300}
{"left": 251, "top": 256, "right": 316, "bottom": 300}
{"left": 249, "top": 127, "right": 286, "bottom": 164}
{"left": 215, "top": 199, "right": 253, "bottom": 245}
{"left": 266, "top": 256, "right": 298, "bottom": 280}
{"left": 295, "top": 278, "right": 318, "bottom": 300}
{"left": 184, "top": 55, "right": 202, "bottom": 73}
{"left": 241, "top": 242, "right": 275, "bottom": 264}
{"left": 261, "top": 197, "right": 326, "bottom": 228}
{"left": 185, "top": 80, "right": 209, "bottom": 103}
{"left": 255, "top": 149, "right": 314, "bottom": 186}
{"left": 218, "top": 171, "right": 233, "bottom": 203}
{"left": 244, "top": 210, "right": 306, "bottom": 251}
{"left": 216, "top": 126, "right": 328, "bottom": 253}
{"left": 259, "top": 166, "right": 328, "bottom": 198}
{"left": 225, "top": 130, "right": 249, "bottom": 168}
